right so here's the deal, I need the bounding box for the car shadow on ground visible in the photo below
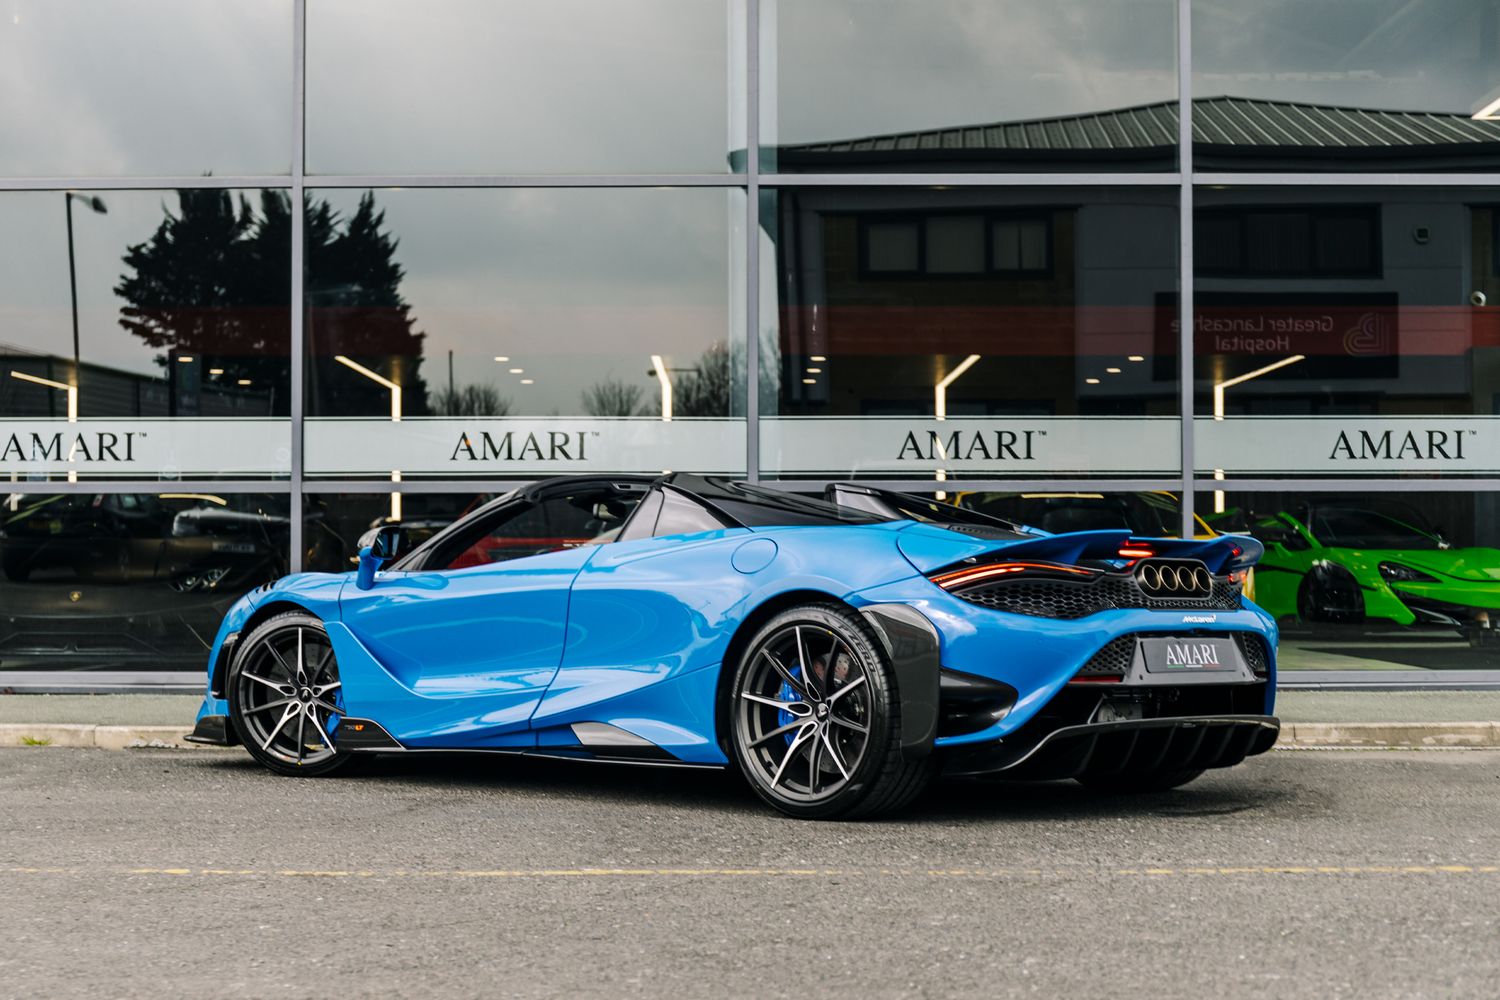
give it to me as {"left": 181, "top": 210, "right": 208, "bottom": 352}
{"left": 196, "top": 750, "right": 1292, "bottom": 823}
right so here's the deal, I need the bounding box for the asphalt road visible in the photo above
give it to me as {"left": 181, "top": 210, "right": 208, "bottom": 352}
{"left": 3, "top": 749, "right": 1499, "bottom": 999}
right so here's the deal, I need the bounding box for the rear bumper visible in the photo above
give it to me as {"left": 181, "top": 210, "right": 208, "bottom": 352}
{"left": 943, "top": 714, "right": 1280, "bottom": 780}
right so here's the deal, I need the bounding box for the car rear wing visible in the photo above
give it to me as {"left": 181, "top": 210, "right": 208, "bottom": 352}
{"left": 977, "top": 529, "right": 1263, "bottom": 575}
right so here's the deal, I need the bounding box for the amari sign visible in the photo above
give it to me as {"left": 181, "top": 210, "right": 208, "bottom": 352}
{"left": 1195, "top": 417, "right": 1496, "bottom": 474}
{"left": 0, "top": 419, "right": 290, "bottom": 478}
{"left": 303, "top": 417, "right": 746, "bottom": 476}
{"left": 761, "top": 417, "right": 1181, "bottom": 476}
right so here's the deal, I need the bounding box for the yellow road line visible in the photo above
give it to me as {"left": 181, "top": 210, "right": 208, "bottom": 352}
{"left": 5, "top": 864, "right": 1500, "bottom": 881}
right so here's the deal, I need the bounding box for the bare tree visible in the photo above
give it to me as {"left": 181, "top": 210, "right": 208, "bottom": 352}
{"left": 582, "top": 377, "right": 645, "bottom": 416}
{"left": 430, "top": 383, "right": 512, "bottom": 416}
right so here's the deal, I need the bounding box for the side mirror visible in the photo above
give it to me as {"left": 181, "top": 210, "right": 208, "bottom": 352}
{"left": 354, "top": 524, "right": 404, "bottom": 591}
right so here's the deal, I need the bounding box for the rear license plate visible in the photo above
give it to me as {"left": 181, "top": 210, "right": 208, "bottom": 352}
{"left": 1140, "top": 637, "right": 1239, "bottom": 674}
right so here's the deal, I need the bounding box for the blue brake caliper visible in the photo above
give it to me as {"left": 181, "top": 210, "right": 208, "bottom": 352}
{"left": 777, "top": 667, "right": 804, "bottom": 745}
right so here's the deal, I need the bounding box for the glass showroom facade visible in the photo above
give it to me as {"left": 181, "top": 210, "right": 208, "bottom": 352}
{"left": 6, "top": 1, "right": 1500, "bottom": 676}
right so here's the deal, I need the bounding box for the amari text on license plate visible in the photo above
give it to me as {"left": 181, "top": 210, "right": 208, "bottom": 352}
{"left": 1140, "top": 637, "right": 1239, "bottom": 673}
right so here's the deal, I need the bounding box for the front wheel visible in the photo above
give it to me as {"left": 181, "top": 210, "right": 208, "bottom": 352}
{"left": 228, "top": 611, "right": 356, "bottom": 777}
{"left": 729, "top": 603, "right": 934, "bottom": 820}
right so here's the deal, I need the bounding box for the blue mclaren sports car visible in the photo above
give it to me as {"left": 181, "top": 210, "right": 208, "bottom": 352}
{"left": 188, "top": 474, "right": 1279, "bottom": 819}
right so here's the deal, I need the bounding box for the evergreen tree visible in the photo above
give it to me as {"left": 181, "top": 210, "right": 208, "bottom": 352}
{"left": 306, "top": 192, "right": 430, "bottom": 416}
{"left": 115, "top": 189, "right": 428, "bottom": 418}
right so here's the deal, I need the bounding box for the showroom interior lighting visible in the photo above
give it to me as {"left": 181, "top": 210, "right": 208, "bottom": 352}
{"left": 10, "top": 370, "right": 79, "bottom": 481}
{"left": 651, "top": 354, "right": 672, "bottom": 422}
{"left": 334, "top": 354, "right": 403, "bottom": 519}
{"left": 334, "top": 354, "right": 402, "bottom": 423}
{"left": 1211, "top": 354, "right": 1307, "bottom": 510}
{"left": 933, "top": 353, "right": 981, "bottom": 498}
{"left": 1128, "top": 355, "right": 1145, "bottom": 362}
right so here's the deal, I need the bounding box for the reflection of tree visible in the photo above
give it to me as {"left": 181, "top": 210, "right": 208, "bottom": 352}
{"left": 115, "top": 190, "right": 291, "bottom": 413}
{"left": 582, "top": 377, "right": 645, "bottom": 416}
{"left": 306, "top": 193, "right": 430, "bottom": 416}
{"left": 431, "top": 384, "right": 512, "bottom": 416}
{"left": 673, "top": 342, "right": 731, "bottom": 417}
{"left": 114, "top": 189, "right": 430, "bottom": 419}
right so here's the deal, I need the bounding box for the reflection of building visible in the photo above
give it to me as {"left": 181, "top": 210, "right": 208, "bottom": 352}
{"left": 10, "top": 4, "right": 1500, "bottom": 679}
{"left": 776, "top": 97, "right": 1500, "bottom": 172}
{"left": 2, "top": 345, "right": 279, "bottom": 418}
{"left": 774, "top": 188, "right": 1176, "bottom": 416}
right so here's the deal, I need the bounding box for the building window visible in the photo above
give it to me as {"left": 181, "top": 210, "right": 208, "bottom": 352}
{"left": 859, "top": 213, "right": 1052, "bottom": 277}
{"left": 991, "top": 217, "right": 1050, "bottom": 274}
{"left": 863, "top": 220, "right": 921, "bottom": 275}
{"left": 1196, "top": 206, "right": 1381, "bottom": 278}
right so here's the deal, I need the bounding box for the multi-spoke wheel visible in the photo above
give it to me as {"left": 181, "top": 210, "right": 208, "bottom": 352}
{"left": 228, "top": 612, "right": 355, "bottom": 777}
{"left": 730, "top": 603, "right": 934, "bottom": 819}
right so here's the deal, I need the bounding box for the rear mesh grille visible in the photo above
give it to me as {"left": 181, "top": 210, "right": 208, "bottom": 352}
{"left": 1077, "top": 631, "right": 1272, "bottom": 678}
{"left": 954, "top": 575, "right": 1242, "bottom": 619}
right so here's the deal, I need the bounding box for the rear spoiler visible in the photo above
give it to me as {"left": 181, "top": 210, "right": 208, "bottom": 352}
{"left": 982, "top": 529, "right": 1262, "bottom": 575}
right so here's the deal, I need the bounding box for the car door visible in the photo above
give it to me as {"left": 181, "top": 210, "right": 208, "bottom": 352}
{"left": 338, "top": 485, "right": 641, "bottom": 744}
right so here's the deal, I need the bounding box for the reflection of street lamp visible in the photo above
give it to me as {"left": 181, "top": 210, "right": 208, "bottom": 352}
{"left": 933, "top": 354, "right": 981, "bottom": 499}
{"left": 1210, "top": 354, "right": 1306, "bottom": 512}
{"left": 65, "top": 193, "right": 108, "bottom": 382}
{"left": 334, "top": 355, "right": 403, "bottom": 519}
{"left": 649, "top": 354, "right": 672, "bottom": 422}
{"left": 10, "top": 370, "right": 79, "bottom": 481}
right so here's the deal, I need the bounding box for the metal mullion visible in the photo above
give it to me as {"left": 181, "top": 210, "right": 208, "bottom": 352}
{"left": 760, "top": 172, "right": 1182, "bottom": 187}
{"left": 305, "top": 174, "right": 740, "bottom": 188}
{"left": 0, "top": 176, "right": 291, "bottom": 191}
{"left": 745, "top": 0, "right": 761, "bottom": 482}
{"left": 302, "top": 479, "right": 533, "bottom": 495}
{"left": 1193, "top": 172, "right": 1500, "bottom": 187}
{"left": 1194, "top": 478, "right": 1500, "bottom": 494}
{"left": 289, "top": 0, "right": 306, "bottom": 572}
{"left": 1, "top": 480, "right": 292, "bottom": 494}
{"left": 758, "top": 479, "right": 1186, "bottom": 493}
{"left": 1177, "top": 0, "right": 1194, "bottom": 537}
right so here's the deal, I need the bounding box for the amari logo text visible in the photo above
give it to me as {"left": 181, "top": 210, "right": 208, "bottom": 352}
{"left": 1328, "top": 428, "right": 1471, "bottom": 462}
{"left": 897, "top": 428, "right": 1040, "bottom": 462}
{"left": 1163, "top": 642, "right": 1221, "bottom": 668}
{"left": 450, "top": 429, "right": 589, "bottom": 463}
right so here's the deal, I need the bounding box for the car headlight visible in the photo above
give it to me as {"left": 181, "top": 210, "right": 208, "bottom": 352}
{"left": 1379, "top": 562, "right": 1437, "bottom": 584}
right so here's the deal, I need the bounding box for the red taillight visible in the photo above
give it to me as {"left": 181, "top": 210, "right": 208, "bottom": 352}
{"left": 1118, "top": 546, "right": 1154, "bottom": 559}
{"left": 930, "top": 560, "right": 1096, "bottom": 591}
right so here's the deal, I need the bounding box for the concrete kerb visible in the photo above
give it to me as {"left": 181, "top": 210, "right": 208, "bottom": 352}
{"left": 0, "top": 724, "right": 208, "bottom": 750}
{"left": 4, "top": 722, "right": 1500, "bottom": 752}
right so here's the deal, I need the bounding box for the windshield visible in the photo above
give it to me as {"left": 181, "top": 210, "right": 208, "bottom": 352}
{"left": 669, "top": 476, "right": 891, "bottom": 528}
{"left": 1309, "top": 508, "right": 1439, "bottom": 550}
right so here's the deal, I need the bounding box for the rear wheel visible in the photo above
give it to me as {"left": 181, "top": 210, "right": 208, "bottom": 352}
{"left": 730, "top": 603, "right": 934, "bottom": 820}
{"left": 228, "top": 611, "right": 355, "bottom": 777}
{"left": 1077, "top": 768, "right": 1204, "bottom": 793}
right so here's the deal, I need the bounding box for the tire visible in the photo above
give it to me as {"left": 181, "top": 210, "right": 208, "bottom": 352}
{"left": 1297, "top": 564, "right": 1366, "bottom": 625}
{"left": 1077, "top": 768, "right": 1204, "bottom": 793}
{"left": 729, "top": 602, "right": 935, "bottom": 820}
{"left": 228, "top": 611, "right": 357, "bottom": 777}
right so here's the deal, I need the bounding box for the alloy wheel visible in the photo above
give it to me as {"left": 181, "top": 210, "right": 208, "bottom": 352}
{"left": 735, "top": 622, "right": 873, "bottom": 804}
{"left": 232, "top": 625, "right": 344, "bottom": 766}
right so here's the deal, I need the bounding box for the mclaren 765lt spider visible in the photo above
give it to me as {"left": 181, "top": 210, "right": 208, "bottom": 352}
{"left": 188, "top": 474, "right": 1279, "bottom": 819}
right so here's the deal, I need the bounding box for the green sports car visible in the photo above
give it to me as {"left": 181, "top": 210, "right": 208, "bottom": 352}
{"left": 1239, "top": 504, "right": 1500, "bottom": 645}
